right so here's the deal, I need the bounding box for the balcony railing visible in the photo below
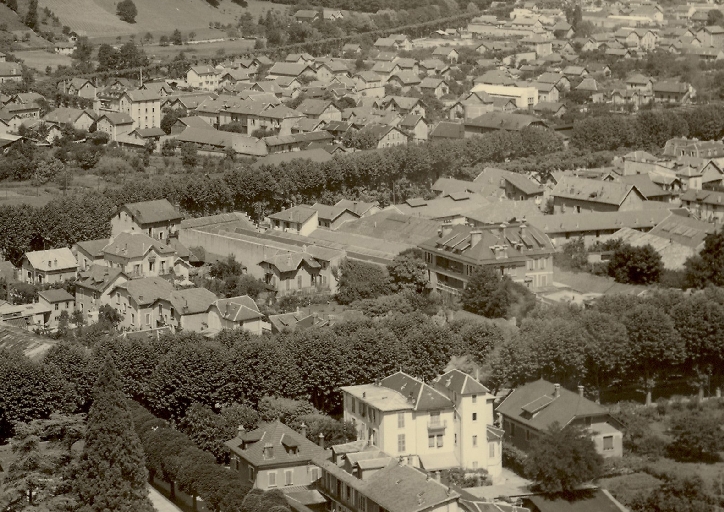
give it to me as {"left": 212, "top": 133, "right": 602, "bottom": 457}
{"left": 427, "top": 420, "right": 447, "bottom": 432}
{"left": 434, "top": 283, "right": 463, "bottom": 296}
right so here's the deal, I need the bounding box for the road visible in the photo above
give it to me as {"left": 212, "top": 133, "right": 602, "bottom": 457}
{"left": 149, "top": 485, "right": 184, "bottom": 512}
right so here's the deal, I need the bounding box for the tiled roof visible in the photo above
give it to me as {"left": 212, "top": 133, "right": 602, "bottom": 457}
{"left": 525, "top": 489, "right": 624, "bottom": 512}
{"left": 295, "top": 99, "right": 334, "bottom": 116}
{"left": 430, "top": 122, "right": 465, "bottom": 139}
{"left": 551, "top": 175, "right": 639, "bottom": 206}
{"left": 99, "top": 112, "right": 134, "bottom": 125}
{"left": 381, "top": 371, "right": 454, "bottom": 412}
{"left": 38, "top": 288, "right": 74, "bottom": 303}
{"left": 497, "top": 379, "right": 612, "bottom": 432}
{"left": 120, "top": 276, "right": 174, "bottom": 306}
{"left": 619, "top": 174, "right": 670, "bottom": 199}
{"left": 260, "top": 252, "right": 321, "bottom": 273}
{"left": 527, "top": 209, "right": 672, "bottom": 235}
{"left": 432, "top": 369, "right": 489, "bottom": 396}
{"left": 43, "top": 107, "right": 90, "bottom": 125}
{"left": 681, "top": 188, "right": 724, "bottom": 206}
{"left": 121, "top": 199, "right": 183, "bottom": 225}
{"left": 125, "top": 89, "right": 161, "bottom": 102}
{"left": 311, "top": 202, "right": 357, "bottom": 222}
{"left": 75, "top": 264, "right": 125, "bottom": 293}
{"left": 0, "top": 323, "right": 56, "bottom": 361}
{"left": 268, "top": 63, "right": 314, "bottom": 77}
{"left": 103, "top": 232, "right": 176, "bottom": 260}
{"left": 226, "top": 421, "right": 324, "bottom": 468}
{"left": 465, "top": 113, "right": 546, "bottom": 132}
{"left": 337, "top": 210, "right": 439, "bottom": 246}
{"left": 75, "top": 238, "right": 111, "bottom": 258}
{"left": 269, "top": 205, "right": 317, "bottom": 224}
{"left": 23, "top": 248, "right": 77, "bottom": 271}
{"left": 212, "top": 295, "right": 261, "bottom": 322}
{"left": 252, "top": 148, "right": 333, "bottom": 167}
{"left": 169, "top": 287, "right": 217, "bottom": 315}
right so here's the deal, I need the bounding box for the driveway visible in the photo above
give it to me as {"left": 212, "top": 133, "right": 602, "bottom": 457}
{"left": 149, "top": 485, "right": 183, "bottom": 512}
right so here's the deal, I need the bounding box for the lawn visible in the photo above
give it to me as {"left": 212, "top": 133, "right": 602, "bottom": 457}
{"left": 15, "top": 49, "right": 73, "bottom": 74}
{"left": 147, "top": 39, "right": 257, "bottom": 62}
{"left": 38, "top": 0, "right": 283, "bottom": 39}
{"left": 0, "top": 174, "right": 115, "bottom": 208}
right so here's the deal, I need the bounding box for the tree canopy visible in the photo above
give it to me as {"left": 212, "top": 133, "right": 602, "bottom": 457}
{"left": 116, "top": 0, "right": 138, "bottom": 23}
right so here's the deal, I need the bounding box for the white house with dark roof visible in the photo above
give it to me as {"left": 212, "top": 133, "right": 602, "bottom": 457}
{"left": 552, "top": 176, "right": 647, "bottom": 214}
{"left": 207, "top": 295, "right": 263, "bottom": 334}
{"left": 20, "top": 248, "right": 77, "bottom": 285}
{"left": 341, "top": 370, "right": 501, "bottom": 475}
{"left": 38, "top": 289, "right": 75, "bottom": 329}
{"left": 111, "top": 199, "right": 183, "bottom": 240}
{"left": 187, "top": 65, "right": 219, "bottom": 91}
{"left": 497, "top": 379, "right": 623, "bottom": 458}
{"left": 268, "top": 205, "right": 319, "bottom": 236}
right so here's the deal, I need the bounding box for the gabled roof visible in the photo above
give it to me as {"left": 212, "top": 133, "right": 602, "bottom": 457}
{"left": 121, "top": 199, "right": 183, "bottom": 225}
{"left": 23, "top": 248, "right": 76, "bottom": 271}
{"left": 169, "top": 287, "right": 217, "bottom": 315}
{"left": 75, "top": 238, "right": 111, "bottom": 258}
{"left": 98, "top": 112, "right": 133, "bottom": 125}
{"left": 268, "top": 62, "right": 315, "bottom": 77}
{"left": 619, "top": 174, "right": 669, "bottom": 199}
{"left": 124, "top": 89, "right": 161, "bottom": 102}
{"left": 43, "top": 107, "right": 92, "bottom": 125}
{"left": 430, "top": 122, "right": 465, "bottom": 139}
{"left": 527, "top": 209, "right": 672, "bottom": 235}
{"left": 226, "top": 421, "right": 325, "bottom": 469}
{"left": 211, "top": 294, "right": 261, "bottom": 322}
{"left": 269, "top": 205, "right": 317, "bottom": 224}
{"left": 497, "top": 379, "right": 613, "bottom": 432}
{"left": 38, "top": 288, "right": 74, "bottom": 303}
{"left": 103, "top": 232, "right": 176, "bottom": 260}
{"left": 75, "top": 264, "right": 126, "bottom": 293}
{"left": 432, "top": 369, "right": 489, "bottom": 396}
{"left": 118, "top": 276, "right": 174, "bottom": 307}
{"left": 261, "top": 251, "right": 321, "bottom": 273}
{"left": 465, "top": 113, "right": 547, "bottom": 132}
{"left": 552, "top": 175, "right": 641, "bottom": 206}
{"left": 334, "top": 199, "right": 379, "bottom": 216}
{"left": 380, "top": 371, "right": 455, "bottom": 412}
{"left": 295, "top": 98, "right": 335, "bottom": 116}
{"left": 189, "top": 65, "right": 216, "bottom": 76}
{"left": 311, "top": 202, "right": 357, "bottom": 222}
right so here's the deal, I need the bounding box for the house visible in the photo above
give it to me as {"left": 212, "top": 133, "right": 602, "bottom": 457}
{"left": 497, "top": 380, "right": 623, "bottom": 458}
{"left": 111, "top": 199, "right": 183, "bottom": 240}
{"left": 383, "top": 96, "right": 426, "bottom": 117}
{"left": 432, "top": 46, "right": 460, "bottom": 64}
{"left": 110, "top": 276, "right": 175, "bottom": 331}
{"left": 74, "top": 238, "right": 110, "bottom": 271}
{"left": 96, "top": 112, "right": 134, "bottom": 141}
{"left": 399, "top": 114, "right": 428, "bottom": 142}
{"left": 170, "top": 116, "right": 211, "bottom": 135}
{"left": 310, "top": 202, "right": 360, "bottom": 229}
{"left": 38, "top": 289, "right": 75, "bottom": 330}
{"left": 43, "top": 107, "right": 95, "bottom": 131}
{"left": 420, "top": 77, "right": 450, "bottom": 99}
{"left": 313, "top": 444, "right": 461, "bottom": 512}
{"left": 166, "top": 287, "right": 218, "bottom": 332}
{"left": 342, "top": 43, "right": 361, "bottom": 54}
{"left": 20, "top": 248, "right": 77, "bottom": 285}
{"left": 681, "top": 189, "right": 724, "bottom": 223}
{"left": 268, "top": 311, "right": 330, "bottom": 333}
{"left": 207, "top": 295, "right": 263, "bottom": 334}
{"left": 562, "top": 66, "right": 588, "bottom": 77}
{"left": 54, "top": 41, "right": 76, "bottom": 55}
{"left": 551, "top": 176, "right": 646, "bottom": 214}
{"left": 341, "top": 370, "right": 502, "bottom": 474}
{"left": 532, "top": 101, "right": 565, "bottom": 117}
{"left": 119, "top": 90, "right": 161, "bottom": 130}
{"left": 464, "top": 112, "right": 547, "bottom": 136}
{"left": 293, "top": 9, "right": 319, "bottom": 23}
{"left": 267, "top": 63, "right": 316, "bottom": 80}
{"left": 74, "top": 265, "right": 127, "bottom": 322}
{"left": 419, "top": 222, "right": 555, "bottom": 293}
{"left": 536, "top": 72, "right": 570, "bottom": 91}
{"left": 470, "top": 83, "right": 537, "bottom": 109}
{"left": 430, "top": 121, "right": 465, "bottom": 141}
{"left": 269, "top": 205, "right": 319, "bottom": 236}
{"left": 652, "top": 81, "right": 693, "bottom": 103}
{"left": 529, "top": 82, "right": 559, "bottom": 103}
{"left": 365, "top": 124, "right": 408, "bottom": 149}
{"left": 259, "top": 251, "right": 326, "bottom": 296}
{"left": 354, "top": 71, "right": 384, "bottom": 97}
{"left": 226, "top": 421, "right": 325, "bottom": 490}
{"left": 295, "top": 99, "right": 341, "bottom": 121}
{"left": 619, "top": 174, "right": 673, "bottom": 202}
{"left": 664, "top": 138, "right": 724, "bottom": 159}
{"left": 187, "top": 65, "right": 219, "bottom": 91}
{"left": 101, "top": 232, "right": 178, "bottom": 278}
{"left": 334, "top": 199, "right": 380, "bottom": 218}
{"left": 174, "top": 127, "right": 268, "bottom": 157}
{"left": 63, "top": 78, "right": 96, "bottom": 98}
{"left": 502, "top": 172, "right": 544, "bottom": 200}
{"left": 0, "top": 62, "right": 22, "bottom": 83}
{"left": 386, "top": 72, "right": 421, "bottom": 93}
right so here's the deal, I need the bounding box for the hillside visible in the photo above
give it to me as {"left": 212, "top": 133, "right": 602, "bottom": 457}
{"left": 38, "top": 0, "right": 280, "bottom": 39}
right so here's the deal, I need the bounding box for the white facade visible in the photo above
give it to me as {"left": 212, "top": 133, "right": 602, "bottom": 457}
{"left": 471, "top": 83, "right": 538, "bottom": 109}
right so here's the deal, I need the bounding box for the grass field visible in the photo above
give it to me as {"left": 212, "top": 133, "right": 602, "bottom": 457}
{"left": 147, "top": 38, "right": 257, "bottom": 62}
{"left": 15, "top": 49, "right": 73, "bottom": 73}
{"left": 0, "top": 174, "right": 113, "bottom": 208}
{"left": 38, "top": 0, "right": 283, "bottom": 39}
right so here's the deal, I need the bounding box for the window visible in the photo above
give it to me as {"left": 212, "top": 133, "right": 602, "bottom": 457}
{"left": 472, "top": 394, "right": 477, "bottom": 404}
{"left": 249, "top": 467, "right": 255, "bottom": 482}
{"left": 54, "top": 303, "right": 59, "bottom": 311}
{"left": 526, "top": 430, "right": 530, "bottom": 441}
{"left": 472, "top": 461, "right": 478, "bottom": 469}
{"left": 149, "top": 260, "right": 155, "bottom": 272}
{"left": 436, "top": 435, "right": 443, "bottom": 448}
{"left": 511, "top": 423, "right": 516, "bottom": 436}
{"left": 430, "top": 411, "right": 440, "bottom": 425}
{"left": 604, "top": 436, "right": 614, "bottom": 451}
{"left": 454, "top": 434, "right": 457, "bottom": 445}
{"left": 489, "top": 442, "right": 495, "bottom": 458}
{"left": 310, "top": 467, "right": 320, "bottom": 481}
{"left": 398, "top": 412, "right": 405, "bottom": 428}
{"left": 472, "top": 413, "right": 477, "bottom": 422}
{"left": 158, "top": 304, "right": 162, "bottom": 316}
{"left": 541, "top": 258, "right": 547, "bottom": 269}
{"left": 351, "top": 398, "right": 356, "bottom": 414}
{"left": 429, "top": 435, "right": 435, "bottom": 448}
{"left": 285, "top": 470, "right": 293, "bottom": 486}
{"left": 145, "top": 314, "right": 150, "bottom": 325}
{"left": 268, "top": 472, "right": 276, "bottom": 487}
{"left": 472, "top": 435, "right": 478, "bottom": 447}
{"left": 397, "top": 434, "right": 406, "bottom": 452}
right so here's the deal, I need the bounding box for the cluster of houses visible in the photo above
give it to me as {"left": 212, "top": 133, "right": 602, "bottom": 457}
{"left": 223, "top": 369, "right": 625, "bottom": 512}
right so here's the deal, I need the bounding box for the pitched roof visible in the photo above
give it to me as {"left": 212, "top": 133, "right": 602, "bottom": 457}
{"left": 121, "top": 199, "right": 183, "bottom": 225}
{"left": 465, "top": 112, "right": 546, "bottom": 132}
{"left": 103, "top": 232, "right": 176, "bottom": 260}
{"left": 311, "top": 202, "right": 357, "bottom": 222}
{"left": 120, "top": 276, "right": 174, "bottom": 306}
{"left": 212, "top": 295, "right": 261, "bottom": 322}
{"left": 226, "top": 421, "right": 325, "bottom": 469}
{"left": 653, "top": 81, "right": 688, "bottom": 94}
{"left": 525, "top": 489, "right": 627, "bottom": 512}
{"left": 260, "top": 251, "right": 321, "bottom": 273}
{"left": 268, "top": 62, "right": 315, "bottom": 77}
{"left": 99, "top": 112, "right": 134, "bottom": 125}
{"left": 527, "top": 209, "right": 672, "bottom": 235}
{"left": 124, "top": 89, "right": 161, "bottom": 102}
{"left": 619, "top": 174, "right": 670, "bottom": 199}
{"left": 38, "top": 288, "right": 74, "bottom": 303}
{"left": 295, "top": 98, "right": 335, "bottom": 116}
{"left": 23, "top": 248, "right": 76, "bottom": 271}
{"left": 681, "top": 188, "right": 724, "bottom": 206}
{"left": 43, "top": 107, "right": 91, "bottom": 125}
{"left": 269, "top": 205, "right": 317, "bottom": 224}
{"left": 337, "top": 210, "right": 439, "bottom": 246}
{"left": 252, "top": 148, "right": 333, "bottom": 167}
{"left": 432, "top": 369, "right": 490, "bottom": 396}
{"left": 552, "top": 175, "right": 640, "bottom": 206}
{"left": 169, "top": 287, "right": 217, "bottom": 315}
{"left": 380, "top": 371, "right": 455, "bottom": 412}
{"left": 75, "top": 264, "right": 125, "bottom": 293}
{"left": 497, "top": 379, "right": 613, "bottom": 432}
{"left": 430, "top": 122, "right": 465, "bottom": 139}
{"left": 75, "top": 238, "right": 111, "bottom": 258}
{"left": 648, "top": 211, "right": 717, "bottom": 249}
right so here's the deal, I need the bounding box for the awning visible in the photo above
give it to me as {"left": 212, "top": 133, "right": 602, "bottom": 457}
{"left": 419, "top": 452, "right": 460, "bottom": 472}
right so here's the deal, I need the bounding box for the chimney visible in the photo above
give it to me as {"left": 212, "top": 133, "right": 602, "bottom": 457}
{"left": 499, "top": 222, "right": 506, "bottom": 238}
{"left": 407, "top": 392, "right": 415, "bottom": 404}
{"left": 318, "top": 433, "right": 325, "bottom": 450}
{"left": 300, "top": 422, "right": 307, "bottom": 439}
{"left": 470, "top": 230, "right": 483, "bottom": 247}
{"left": 520, "top": 222, "right": 526, "bottom": 237}
{"left": 441, "top": 224, "right": 453, "bottom": 238}
{"left": 578, "top": 385, "right": 584, "bottom": 397}
{"left": 237, "top": 425, "right": 245, "bottom": 439}
{"left": 553, "top": 383, "right": 560, "bottom": 398}
{"left": 435, "top": 471, "right": 441, "bottom": 482}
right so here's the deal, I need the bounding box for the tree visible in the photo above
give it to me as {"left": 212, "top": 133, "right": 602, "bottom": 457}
{"left": 180, "top": 142, "right": 198, "bottom": 168}
{"left": 334, "top": 258, "right": 390, "bottom": 304}
{"left": 6, "top": 0, "right": 17, "bottom": 12}
{"left": 461, "top": 267, "right": 510, "bottom": 318}
{"left": 159, "top": 35, "right": 169, "bottom": 46}
{"left": 143, "top": 32, "right": 153, "bottom": 45}
{"left": 116, "top": 0, "right": 137, "bottom": 23}
{"left": 98, "top": 304, "right": 122, "bottom": 327}
{"left": 524, "top": 423, "right": 603, "bottom": 494}
{"left": 178, "top": 403, "right": 229, "bottom": 462}
{"left": 387, "top": 248, "right": 428, "bottom": 293}
{"left": 24, "top": 0, "right": 38, "bottom": 29}
{"left": 684, "top": 226, "right": 724, "bottom": 287}
{"left": 707, "top": 9, "right": 724, "bottom": 26}
{"left": 74, "top": 358, "right": 154, "bottom": 512}
{"left": 668, "top": 411, "right": 724, "bottom": 462}
{"left": 631, "top": 475, "right": 716, "bottom": 512}
{"left": 171, "top": 29, "right": 183, "bottom": 45}
{"left": 1, "top": 433, "right": 57, "bottom": 510}
{"left": 607, "top": 243, "right": 663, "bottom": 284}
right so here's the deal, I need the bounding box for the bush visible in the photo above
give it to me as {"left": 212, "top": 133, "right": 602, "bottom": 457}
{"left": 503, "top": 443, "right": 528, "bottom": 477}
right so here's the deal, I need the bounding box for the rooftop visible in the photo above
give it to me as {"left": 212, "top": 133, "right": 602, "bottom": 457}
{"left": 121, "top": 198, "right": 183, "bottom": 225}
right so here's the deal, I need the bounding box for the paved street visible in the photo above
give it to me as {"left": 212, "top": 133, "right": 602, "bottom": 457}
{"left": 149, "top": 485, "right": 183, "bottom": 512}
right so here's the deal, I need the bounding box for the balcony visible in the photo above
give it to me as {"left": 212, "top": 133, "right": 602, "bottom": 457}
{"left": 427, "top": 420, "right": 447, "bottom": 432}
{"left": 434, "top": 282, "right": 462, "bottom": 297}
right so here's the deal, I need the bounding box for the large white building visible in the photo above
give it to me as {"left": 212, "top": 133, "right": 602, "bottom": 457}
{"left": 471, "top": 83, "right": 538, "bottom": 109}
{"left": 340, "top": 370, "right": 503, "bottom": 477}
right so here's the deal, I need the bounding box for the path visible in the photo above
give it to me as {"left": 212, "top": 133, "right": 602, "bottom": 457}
{"left": 149, "top": 485, "right": 184, "bottom": 512}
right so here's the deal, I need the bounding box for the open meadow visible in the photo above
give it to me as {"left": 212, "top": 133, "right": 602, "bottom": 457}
{"left": 15, "top": 49, "right": 73, "bottom": 73}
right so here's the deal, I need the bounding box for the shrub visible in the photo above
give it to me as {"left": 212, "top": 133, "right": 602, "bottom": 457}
{"left": 502, "top": 443, "right": 527, "bottom": 477}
